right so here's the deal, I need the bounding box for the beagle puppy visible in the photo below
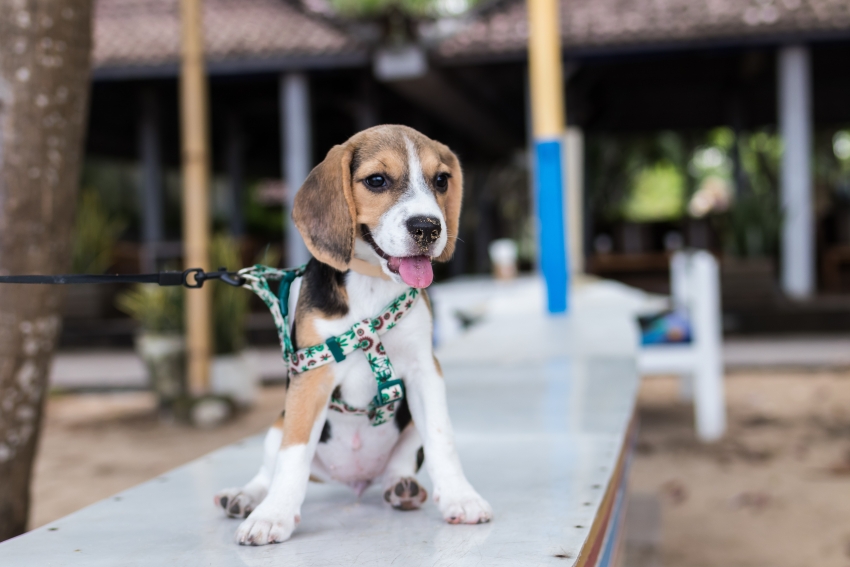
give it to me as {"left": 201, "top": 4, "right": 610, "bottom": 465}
{"left": 214, "top": 125, "right": 492, "bottom": 545}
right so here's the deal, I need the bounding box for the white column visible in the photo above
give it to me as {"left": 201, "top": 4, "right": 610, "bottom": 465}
{"left": 280, "top": 73, "right": 312, "bottom": 267}
{"left": 778, "top": 45, "right": 814, "bottom": 298}
{"left": 565, "top": 127, "right": 584, "bottom": 274}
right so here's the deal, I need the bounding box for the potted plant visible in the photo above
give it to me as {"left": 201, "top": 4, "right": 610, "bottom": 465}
{"left": 66, "top": 190, "right": 126, "bottom": 319}
{"left": 116, "top": 284, "right": 186, "bottom": 413}
{"left": 209, "top": 234, "right": 258, "bottom": 408}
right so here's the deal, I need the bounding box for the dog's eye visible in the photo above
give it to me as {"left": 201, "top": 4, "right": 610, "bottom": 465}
{"left": 435, "top": 173, "right": 450, "bottom": 191}
{"left": 364, "top": 175, "right": 387, "bottom": 189}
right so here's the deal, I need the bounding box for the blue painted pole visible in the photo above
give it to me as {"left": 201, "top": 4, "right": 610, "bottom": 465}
{"left": 535, "top": 140, "right": 569, "bottom": 313}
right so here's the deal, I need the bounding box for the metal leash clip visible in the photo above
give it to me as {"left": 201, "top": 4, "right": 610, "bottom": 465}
{"left": 180, "top": 267, "right": 246, "bottom": 288}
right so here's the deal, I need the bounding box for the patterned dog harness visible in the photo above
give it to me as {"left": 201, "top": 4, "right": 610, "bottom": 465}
{"left": 239, "top": 265, "right": 420, "bottom": 426}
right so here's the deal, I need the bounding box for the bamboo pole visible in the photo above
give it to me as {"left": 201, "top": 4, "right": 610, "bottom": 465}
{"left": 528, "top": 0, "right": 565, "bottom": 139}
{"left": 527, "top": 0, "right": 569, "bottom": 313}
{"left": 180, "top": 0, "right": 212, "bottom": 395}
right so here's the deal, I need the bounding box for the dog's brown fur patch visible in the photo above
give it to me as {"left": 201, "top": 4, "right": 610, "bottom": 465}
{"left": 281, "top": 364, "right": 335, "bottom": 448}
{"left": 292, "top": 144, "right": 357, "bottom": 272}
{"left": 433, "top": 355, "right": 443, "bottom": 377}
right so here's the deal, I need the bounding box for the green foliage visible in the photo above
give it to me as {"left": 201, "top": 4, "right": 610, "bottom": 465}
{"left": 330, "top": 0, "right": 474, "bottom": 18}
{"left": 622, "top": 161, "right": 685, "bottom": 222}
{"left": 716, "top": 191, "right": 782, "bottom": 258}
{"left": 587, "top": 131, "right": 696, "bottom": 223}
{"left": 814, "top": 129, "right": 850, "bottom": 207}
{"left": 739, "top": 130, "right": 782, "bottom": 197}
{"left": 72, "top": 190, "right": 126, "bottom": 274}
{"left": 333, "top": 0, "right": 431, "bottom": 17}
{"left": 244, "top": 181, "right": 284, "bottom": 238}
{"left": 80, "top": 159, "right": 141, "bottom": 235}
{"left": 716, "top": 129, "right": 783, "bottom": 258}
{"left": 116, "top": 285, "right": 184, "bottom": 334}
{"left": 210, "top": 234, "right": 249, "bottom": 355}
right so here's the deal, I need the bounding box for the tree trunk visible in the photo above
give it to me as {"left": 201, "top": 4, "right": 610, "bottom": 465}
{"left": 0, "top": 0, "right": 93, "bottom": 541}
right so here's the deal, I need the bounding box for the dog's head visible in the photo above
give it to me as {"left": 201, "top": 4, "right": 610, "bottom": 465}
{"left": 293, "top": 125, "right": 462, "bottom": 288}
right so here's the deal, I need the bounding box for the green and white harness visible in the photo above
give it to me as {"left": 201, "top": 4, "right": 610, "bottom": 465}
{"left": 238, "top": 264, "right": 420, "bottom": 427}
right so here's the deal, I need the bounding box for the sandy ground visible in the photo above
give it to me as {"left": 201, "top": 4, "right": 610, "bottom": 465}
{"left": 632, "top": 372, "right": 850, "bottom": 567}
{"left": 26, "top": 371, "right": 850, "bottom": 566}
{"left": 29, "top": 386, "right": 288, "bottom": 529}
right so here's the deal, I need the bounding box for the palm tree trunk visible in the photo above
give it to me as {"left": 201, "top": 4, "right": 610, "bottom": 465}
{"left": 0, "top": 0, "right": 93, "bottom": 541}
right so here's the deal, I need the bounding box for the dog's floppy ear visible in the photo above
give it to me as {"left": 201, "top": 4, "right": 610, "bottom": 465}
{"left": 436, "top": 146, "right": 463, "bottom": 263}
{"left": 292, "top": 143, "right": 357, "bottom": 271}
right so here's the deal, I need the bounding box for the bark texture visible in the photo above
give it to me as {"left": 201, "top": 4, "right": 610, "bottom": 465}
{"left": 0, "top": 0, "right": 92, "bottom": 541}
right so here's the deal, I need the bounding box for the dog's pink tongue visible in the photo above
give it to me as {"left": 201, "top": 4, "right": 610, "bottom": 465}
{"left": 397, "top": 256, "right": 433, "bottom": 288}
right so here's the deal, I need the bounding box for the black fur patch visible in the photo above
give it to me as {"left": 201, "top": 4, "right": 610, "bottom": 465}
{"left": 299, "top": 258, "right": 349, "bottom": 318}
{"left": 394, "top": 397, "right": 412, "bottom": 432}
{"left": 319, "top": 420, "right": 332, "bottom": 443}
{"left": 332, "top": 386, "right": 342, "bottom": 400}
{"left": 416, "top": 447, "right": 425, "bottom": 472}
{"left": 350, "top": 147, "right": 363, "bottom": 176}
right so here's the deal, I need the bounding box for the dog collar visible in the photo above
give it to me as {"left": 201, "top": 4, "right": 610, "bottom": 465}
{"left": 239, "top": 264, "right": 419, "bottom": 426}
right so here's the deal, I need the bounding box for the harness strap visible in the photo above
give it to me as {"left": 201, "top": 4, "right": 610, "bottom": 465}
{"left": 289, "top": 287, "right": 420, "bottom": 426}
{"left": 239, "top": 264, "right": 419, "bottom": 427}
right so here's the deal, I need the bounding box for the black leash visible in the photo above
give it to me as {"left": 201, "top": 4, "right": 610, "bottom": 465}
{"left": 0, "top": 267, "right": 245, "bottom": 288}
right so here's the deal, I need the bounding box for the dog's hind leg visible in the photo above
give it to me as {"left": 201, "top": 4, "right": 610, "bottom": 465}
{"left": 214, "top": 413, "right": 283, "bottom": 518}
{"left": 381, "top": 423, "right": 427, "bottom": 511}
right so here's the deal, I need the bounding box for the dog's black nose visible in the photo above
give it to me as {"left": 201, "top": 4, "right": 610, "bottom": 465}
{"left": 406, "top": 216, "right": 441, "bottom": 247}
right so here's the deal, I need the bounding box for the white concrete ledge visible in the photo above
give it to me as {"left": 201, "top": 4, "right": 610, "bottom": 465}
{"left": 11, "top": 280, "right": 642, "bottom": 566}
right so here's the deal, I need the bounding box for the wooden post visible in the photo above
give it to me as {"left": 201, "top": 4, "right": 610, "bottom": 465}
{"left": 527, "top": 0, "right": 569, "bottom": 313}
{"left": 180, "top": 0, "right": 212, "bottom": 395}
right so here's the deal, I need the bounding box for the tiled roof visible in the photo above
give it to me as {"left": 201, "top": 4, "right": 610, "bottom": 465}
{"left": 438, "top": 0, "right": 850, "bottom": 59}
{"left": 93, "top": 0, "right": 361, "bottom": 70}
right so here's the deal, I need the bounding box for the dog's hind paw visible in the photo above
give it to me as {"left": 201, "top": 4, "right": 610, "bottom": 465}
{"left": 236, "top": 509, "right": 299, "bottom": 546}
{"left": 214, "top": 487, "right": 265, "bottom": 519}
{"left": 383, "top": 477, "right": 428, "bottom": 511}
{"left": 435, "top": 486, "right": 492, "bottom": 525}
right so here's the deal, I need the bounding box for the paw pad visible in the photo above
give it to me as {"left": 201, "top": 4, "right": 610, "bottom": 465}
{"left": 215, "top": 490, "right": 257, "bottom": 518}
{"left": 383, "top": 477, "right": 428, "bottom": 511}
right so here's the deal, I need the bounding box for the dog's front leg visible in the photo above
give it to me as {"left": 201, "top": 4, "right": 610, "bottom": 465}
{"left": 405, "top": 355, "right": 492, "bottom": 525}
{"left": 236, "top": 366, "right": 334, "bottom": 545}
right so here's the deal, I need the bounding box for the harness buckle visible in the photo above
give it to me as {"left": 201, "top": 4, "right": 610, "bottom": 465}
{"left": 373, "top": 379, "right": 405, "bottom": 407}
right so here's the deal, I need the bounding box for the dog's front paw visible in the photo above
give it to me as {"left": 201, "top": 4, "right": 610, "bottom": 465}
{"left": 236, "top": 507, "right": 300, "bottom": 546}
{"left": 435, "top": 486, "right": 492, "bottom": 525}
{"left": 383, "top": 477, "right": 428, "bottom": 511}
{"left": 214, "top": 487, "right": 265, "bottom": 519}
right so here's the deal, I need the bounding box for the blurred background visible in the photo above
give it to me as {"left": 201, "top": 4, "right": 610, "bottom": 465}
{"left": 12, "top": 0, "right": 850, "bottom": 565}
